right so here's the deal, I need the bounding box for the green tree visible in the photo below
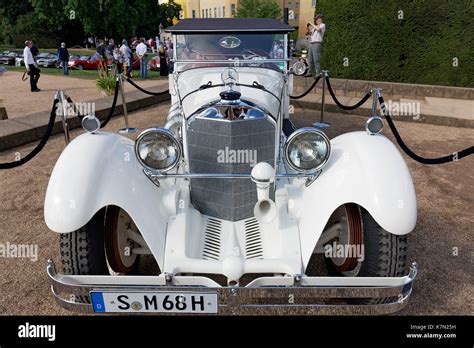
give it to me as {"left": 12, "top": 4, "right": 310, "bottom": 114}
{"left": 1, "top": 0, "right": 181, "bottom": 47}
{"left": 236, "top": 0, "right": 281, "bottom": 19}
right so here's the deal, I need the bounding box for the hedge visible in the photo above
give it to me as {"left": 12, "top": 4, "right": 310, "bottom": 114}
{"left": 316, "top": 0, "right": 474, "bottom": 87}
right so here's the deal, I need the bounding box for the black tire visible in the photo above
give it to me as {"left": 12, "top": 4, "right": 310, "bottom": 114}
{"left": 76, "top": 64, "right": 84, "bottom": 70}
{"left": 60, "top": 208, "right": 108, "bottom": 276}
{"left": 60, "top": 209, "right": 108, "bottom": 304}
{"left": 325, "top": 207, "right": 407, "bottom": 304}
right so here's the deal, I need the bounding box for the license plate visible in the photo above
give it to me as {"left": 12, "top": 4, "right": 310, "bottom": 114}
{"left": 90, "top": 291, "right": 218, "bottom": 314}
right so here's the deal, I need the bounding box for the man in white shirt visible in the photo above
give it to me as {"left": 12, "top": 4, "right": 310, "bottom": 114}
{"left": 23, "top": 40, "right": 41, "bottom": 92}
{"left": 305, "top": 14, "right": 326, "bottom": 77}
{"left": 136, "top": 38, "right": 148, "bottom": 79}
{"left": 120, "top": 39, "right": 133, "bottom": 78}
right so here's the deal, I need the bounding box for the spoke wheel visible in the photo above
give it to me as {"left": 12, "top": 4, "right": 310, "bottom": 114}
{"left": 327, "top": 203, "right": 363, "bottom": 275}
{"left": 105, "top": 206, "right": 140, "bottom": 274}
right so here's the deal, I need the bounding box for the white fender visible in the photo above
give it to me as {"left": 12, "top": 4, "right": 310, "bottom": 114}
{"left": 44, "top": 132, "right": 175, "bottom": 269}
{"left": 286, "top": 131, "right": 417, "bottom": 268}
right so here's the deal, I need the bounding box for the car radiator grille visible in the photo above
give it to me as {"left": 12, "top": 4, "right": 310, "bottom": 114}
{"left": 187, "top": 117, "right": 275, "bottom": 221}
{"left": 201, "top": 217, "right": 264, "bottom": 260}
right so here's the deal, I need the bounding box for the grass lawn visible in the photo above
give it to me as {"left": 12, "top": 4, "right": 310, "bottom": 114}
{"left": 4, "top": 65, "right": 166, "bottom": 80}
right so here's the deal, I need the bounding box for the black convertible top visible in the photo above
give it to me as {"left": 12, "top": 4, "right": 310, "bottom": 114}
{"left": 166, "top": 18, "right": 294, "bottom": 34}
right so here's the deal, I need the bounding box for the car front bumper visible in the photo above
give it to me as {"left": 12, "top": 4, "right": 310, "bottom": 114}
{"left": 47, "top": 259, "right": 417, "bottom": 315}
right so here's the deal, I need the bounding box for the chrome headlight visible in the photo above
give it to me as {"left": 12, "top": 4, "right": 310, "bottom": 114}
{"left": 135, "top": 128, "right": 182, "bottom": 172}
{"left": 285, "top": 127, "right": 331, "bottom": 173}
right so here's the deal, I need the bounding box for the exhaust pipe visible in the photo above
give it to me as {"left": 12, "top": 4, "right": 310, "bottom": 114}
{"left": 251, "top": 162, "right": 277, "bottom": 224}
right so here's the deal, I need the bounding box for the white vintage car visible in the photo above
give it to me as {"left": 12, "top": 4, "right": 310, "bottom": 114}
{"left": 45, "top": 18, "right": 417, "bottom": 315}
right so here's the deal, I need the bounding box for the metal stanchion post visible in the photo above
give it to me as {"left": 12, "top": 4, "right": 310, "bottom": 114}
{"left": 371, "top": 88, "right": 381, "bottom": 116}
{"left": 117, "top": 73, "right": 136, "bottom": 134}
{"left": 313, "top": 70, "right": 331, "bottom": 129}
{"left": 56, "top": 90, "right": 70, "bottom": 144}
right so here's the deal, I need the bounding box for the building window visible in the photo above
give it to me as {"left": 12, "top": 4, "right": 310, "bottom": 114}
{"left": 231, "top": 4, "right": 236, "bottom": 16}
{"left": 202, "top": 9, "right": 204, "bottom": 17}
{"left": 214, "top": 8, "right": 217, "bottom": 17}
{"left": 288, "top": 1, "right": 291, "bottom": 9}
{"left": 223, "top": 6, "right": 226, "bottom": 17}
{"left": 192, "top": 10, "right": 196, "bottom": 18}
{"left": 206, "top": 9, "right": 209, "bottom": 18}
{"left": 312, "top": 0, "right": 317, "bottom": 7}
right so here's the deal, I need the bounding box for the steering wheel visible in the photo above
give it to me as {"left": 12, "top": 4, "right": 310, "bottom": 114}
{"left": 241, "top": 49, "right": 269, "bottom": 60}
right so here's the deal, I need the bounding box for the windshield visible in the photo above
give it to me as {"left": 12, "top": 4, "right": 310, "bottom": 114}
{"left": 175, "top": 33, "right": 286, "bottom": 72}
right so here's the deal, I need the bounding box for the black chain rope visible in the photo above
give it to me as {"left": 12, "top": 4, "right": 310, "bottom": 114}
{"left": 325, "top": 75, "right": 372, "bottom": 110}
{"left": 100, "top": 79, "right": 120, "bottom": 128}
{"left": 1, "top": 75, "right": 471, "bottom": 169}
{"left": 378, "top": 94, "right": 474, "bottom": 164}
{"left": 64, "top": 79, "right": 119, "bottom": 127}
{"left": 0, "top": 99, "right": 59, "bottom": 169}
{"left": 124, "top": 76, "right": 170, "bottom": 96}
{"left": 290, "top": 75, "right": 321, "bottom": 99}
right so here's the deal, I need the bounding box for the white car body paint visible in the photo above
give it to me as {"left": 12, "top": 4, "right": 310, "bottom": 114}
{"left": 44, "top": 129, "right": 416, "bottom": 272}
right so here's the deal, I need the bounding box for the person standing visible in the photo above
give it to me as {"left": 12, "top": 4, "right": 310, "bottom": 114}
{"left": 305, "top": 14, "right": 326, "bottom": 77}
{"left": 30, "top": 40, "right": 39, "bottom": 61}
{"left": 57, "top": 42, "right": 70, "bottom": 75}
{"left": 149, "top": 37, "right": 156, "bottom": 54}
{"left": 107, "top": 39, "right": 115, "bottom": 59}
{"left": 23, "top": 40, "right": 41, "bottom": 92}
{"left": 158, "top": 44, "right": 168, "bottom": 77}
{"left": 96, "top": 40, "right": 108, "bottom": 71}
{"left": 136, "top": 38, "right": 148, "bottom": 79}
{"left": 120, "top": 39, "right": 133, "bottom": 78}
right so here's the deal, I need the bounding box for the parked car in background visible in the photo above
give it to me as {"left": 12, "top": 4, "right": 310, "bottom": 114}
{"left": 148, "top": 55, "right": 160, "bottom": 71}
{"left": 0, "top": 51, "right": 22, "bottom": 65}
{"left": 68, "top": 55, "right": 108, "bottom": 70}
{"left": 15, "top": 55, "right": 25, "bottom": 67}
{"left": 37, "top": 53, "right": 59, "bottom": 68}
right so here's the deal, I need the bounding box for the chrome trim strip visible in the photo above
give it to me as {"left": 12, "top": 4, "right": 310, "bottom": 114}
{"left": 144, "top": 171, "right": 317, "bottom": 180}
{"left": 47, "top": 259, "right": 417, "bottom": 315}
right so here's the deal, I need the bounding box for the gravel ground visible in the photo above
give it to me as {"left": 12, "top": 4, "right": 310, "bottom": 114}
{"left": 0, "top": 103, "right": 472, "bottom": 315}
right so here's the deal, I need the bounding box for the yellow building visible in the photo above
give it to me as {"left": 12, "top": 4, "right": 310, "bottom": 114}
{"left": 185, "top": 0, "right": 239, "bottom": 19}
{"left": 275, "top": 0, "right": 316, "bottom": 38}
{"left": 183, "top": 0, "right": 315, "bottom": 38}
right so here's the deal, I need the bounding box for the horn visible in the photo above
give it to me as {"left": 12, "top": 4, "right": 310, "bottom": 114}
{"left": 251, "top": 162, "right": 276, "bottom": 224}
{"left": 254, "top": 198, "right": 277, "bottom": 224}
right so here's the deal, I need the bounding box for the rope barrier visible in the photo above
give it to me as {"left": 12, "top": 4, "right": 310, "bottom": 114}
{"left": 1, "top": 72, "right": 471, "bottom": 169}
{"left": 290, "top": 75, "right": 321, "bottom": 99}
{"left": 0, "top": 99, "right": 59, "bottom": 169}
{"left": 64, "top": 79, "right": 119, "bottom": 127}
{"left": 377, "top": 94, "right": 473, "bottom": 164}
{"left": 100, "top": 79, "right": 120, "bottom": 128}
{"left": 325, "top": 75, "right": 372, "bottom": 110}
{"left": 124, "top": 76, "right": 169, "bottom": 96}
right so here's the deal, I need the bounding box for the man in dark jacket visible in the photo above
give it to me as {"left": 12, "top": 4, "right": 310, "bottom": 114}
{"left": 96, "top": 40, "right": 107, "bottom": 71}
{"left": 30, "top": 40, "right": 39, "bottom": 60}
{"left": 57, "top": 42, "right": 70, "bottom": 75}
